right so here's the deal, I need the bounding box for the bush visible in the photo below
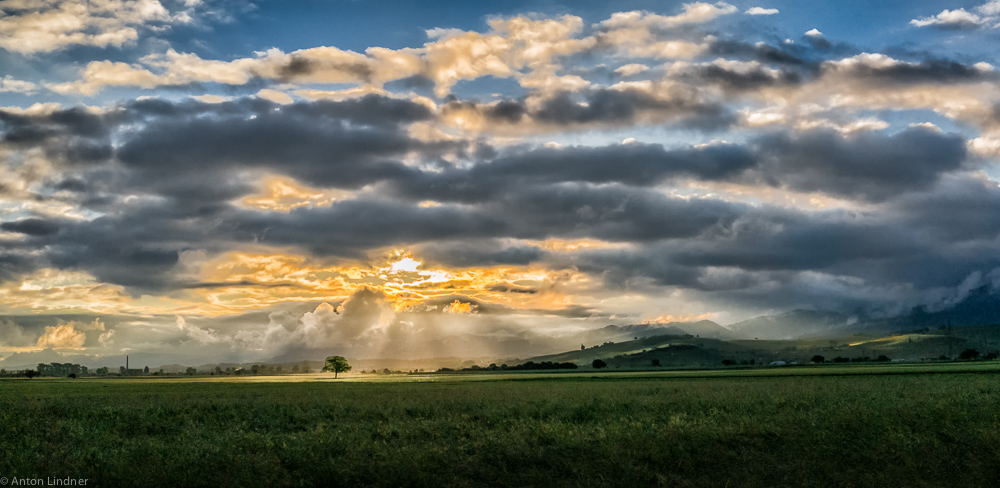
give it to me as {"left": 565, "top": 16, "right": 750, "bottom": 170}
{"left": 959, "top": 349, "right": 980, "bottom": 360}
{"left": 592, "top": 359, "right": 608, "bottom": 369}
{"left": 811, "top": 355, "right": 825, "bottom": 364}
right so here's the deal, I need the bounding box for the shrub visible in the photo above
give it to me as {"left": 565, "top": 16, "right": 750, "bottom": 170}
{"left": 959, "top": 349, "right": 980, "bottom": 360}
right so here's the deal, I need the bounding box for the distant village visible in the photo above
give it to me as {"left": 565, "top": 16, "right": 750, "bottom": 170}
{"left": 0, "top": 355, "right": 318, "bottom": 378}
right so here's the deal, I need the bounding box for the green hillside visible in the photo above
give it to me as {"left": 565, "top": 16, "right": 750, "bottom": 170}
{"left": 527, "top": 334, "right": 760, "bottom": 368}
{"left": 522, "top": 328, "right": 1000, "bottom": 369}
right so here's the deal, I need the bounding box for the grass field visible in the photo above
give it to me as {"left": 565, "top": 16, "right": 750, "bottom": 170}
{"left": 3, "top": 364, "right": 1000, "bottom": 487}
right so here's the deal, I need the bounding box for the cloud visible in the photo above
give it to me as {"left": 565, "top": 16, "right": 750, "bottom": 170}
{"left": 45, "top": 6, "right": 750, "bottom": 97}
{"left": 745, "top": 7, "right": 779, "bottom": 16}
{"left": 910, "top": 2, "right": 1000, "bottom": 29}
{"left": 0, "top": 76, "right": 38, "bottom": 93}
{"left": 598, "top": 3, "right": 738, "bottom": 30}
{"left": 98, "top": 328, "right": 115, "bottom": 346}
{"left": 706, "top": 39, "right": 811, "bottom": 67}
{"left": 441, "top": 84, "right": 736, "bottom": 134}
{"left": 0, "top": 320, "right": 34, "bottom": 347}
{"left": 670, "top": 58, "right": 802, "bottom": 91}
{"left": 1, "top": 218, "right": 61, "bottom": 236}
{"left": 35, "top": 323, "right": 85, "bottom": 349}
{"left": 256, "top": 288, "right": 397, "bottom": 357}
{"left": 910, "top": 9, "right": 988, "bottom": 29}
{"left": 0, "top": 0, "right": 208, "bottom": 54}
{"left": 46, "top": 14, "right": 597, "bottom": 98}
{"left": 823, "top": 53, "right": 997, "bottom": 85}
{"left": 176, "top": 315, "right": 222, "bottom": 344}
{"left": 255, "top": 89, "right": 293, "bottom": 105}
{"left": 750, "top": 127, "right": 968, "bottom": 202}
{"left": 614, "top": 64, "right": 650, "bottom": 77}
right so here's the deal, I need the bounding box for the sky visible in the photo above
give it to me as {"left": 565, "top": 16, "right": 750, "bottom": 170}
{"left": 2, "top": 0, "right": 1000, "bottom": 367}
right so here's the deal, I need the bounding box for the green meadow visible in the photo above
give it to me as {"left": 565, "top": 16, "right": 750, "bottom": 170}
{"left": 3, "top": 365, "right": 1000, "bottom": 487}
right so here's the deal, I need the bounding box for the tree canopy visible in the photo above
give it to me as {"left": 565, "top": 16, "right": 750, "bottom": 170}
{"left": 323, "top": 356, "right": 352, "bottom": 378}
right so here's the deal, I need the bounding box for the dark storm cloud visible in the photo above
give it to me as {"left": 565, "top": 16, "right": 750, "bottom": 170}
{"left": 889, "top": 176, "right": 1000, "bottom": 242}
{"left": 47, "top": 237, "right": 180, "bottom": 291}
{"left": 275, "top": 55, "right": 375, "bottom": 83}
{"left": 484, "top": 183, "right": 744, "bottom": 242}
{"left": 0, "top": 106, "right": 110, "bottom": 142}
{"left": 1, "top": 218, "right": 61, "bottom": 236}
{"left": 559, "top": 175, "right": 1000, "bottom": 310}
{"left": 443, "top": 88, "right": 736, "bottom": 130}
{"left": 826, "top": 57, "right": 998, "bottom": 85}
{"left": 678, "top": 63, "right": 802, "bottom": 91}
{"left": 417, "top": 240, "right": 546, "bottom": 267}
{"left": 232, "top": 198, "right": 509, "bottom": 257}
{"left": 0, "top": 253, "right": 41, "bottom": 282}
{"left": 116, "top": 96, "right": 439, "bottom": 190}
{"left": 392, "top": 142, "right": 755, "bottom": 202}
{"left": 559, "top": 208, "right": 920, "bottom": 294}
{"left": 391, "top": 127, "right": 966, "bottom": 205}
{"left": 707, "top": 39, "right": 813, "bottom": 67}
{"left": 751, "top": 127, "right": 968, "bottom": 202}
{"left": 0, "top": 106, "right": 114, "bottom": 165}
{"left": 485, "top": 283, "right": 538, "bottom": 294}
{"left": 0, "top": 95, "right": 446, "bottom": 214}
{"left": 671, "top": 213, "right": 925, "bottom": 272}
{"left": 534, "top": 89, "right": 735, "bottom": 130}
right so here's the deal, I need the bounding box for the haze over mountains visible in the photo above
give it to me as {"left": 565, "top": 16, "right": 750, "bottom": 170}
{"left": 4, "top": 283, "right": 1000, "bottom": 371}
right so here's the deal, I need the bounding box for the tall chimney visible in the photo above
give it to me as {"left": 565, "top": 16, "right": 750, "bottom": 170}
{"left": 126, "top": 355, "right": 129, "bottom": 371}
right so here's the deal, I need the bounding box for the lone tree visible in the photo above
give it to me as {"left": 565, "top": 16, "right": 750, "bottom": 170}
{"left": 811, "top": 355, "right": 825, "bottom": 364}
{"left": 24, "top": 369, "right": 39, "bottom": 379}
{"left": 592, "top": 359, "right": 607, "bottom": 369}
{"left": 323, "top": 356, "right": 352, "bottom": 378}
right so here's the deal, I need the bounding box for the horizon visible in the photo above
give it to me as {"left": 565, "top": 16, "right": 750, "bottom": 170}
{"left": 2, "top": 0, "right": 1000, "bottom": 368}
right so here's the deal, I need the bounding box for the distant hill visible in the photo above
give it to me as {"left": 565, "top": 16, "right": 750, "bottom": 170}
{"left": 575, "top": 324, "right": 687, "bottom": 346}
{"left": 671, "top": 319, "right": 742, "bottom": 339}
{"left": 524, "top": 334, "right": 764, "bottom": 368}
{"left": 574, "top": 320, "right": 739, "bottom": 345}
{"left": 729, "top": 310, "right": 853, "bottom": 340}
